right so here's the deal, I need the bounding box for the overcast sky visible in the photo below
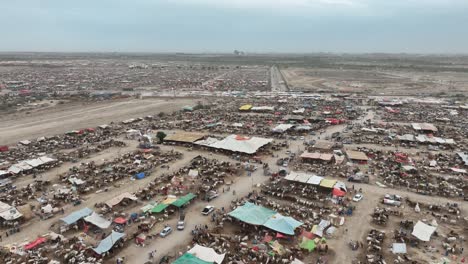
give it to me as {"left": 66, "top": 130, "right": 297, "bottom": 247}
{"left": 1, "top": 0, "right": 467, "bottom": 53}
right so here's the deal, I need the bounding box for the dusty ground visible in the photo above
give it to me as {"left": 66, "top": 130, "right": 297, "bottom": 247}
{"left": 0, "top": 98, "right": 195, "bottom": 145}
{"left": 281, "top": 67, "right": 468, "bottom": 95}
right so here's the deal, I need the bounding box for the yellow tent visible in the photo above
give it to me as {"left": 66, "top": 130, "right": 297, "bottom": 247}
{"left": 239, "top": 104, "right": 253, "bottom": 111}
{"left": 319, "top": 179, "right": 337, "bottom": 188}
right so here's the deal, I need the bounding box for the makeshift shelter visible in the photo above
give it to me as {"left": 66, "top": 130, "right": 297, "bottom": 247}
{"left": 141, "top": 202, "right": 156, "bottom": 213}
{"left": 319, "top": 179, "right": 337, "bottom": 189}
{"left": 150, "top": 203, "right": 169, "bottom": 213}
{"left": 0, "top": 201, "right": 22, "bottom": 221}
{"left": 346, "top": 150, "right": 368, "bottom": 162}
{"left": 93, "top": 231, "right": 125, "bottom": 255}
{"left": 228, "top": 202, "right": 276, "bottom": 225}
{"left": 312, "top": 141, "right": 334, "bottom": 151}
{"left": 172, "top": 193, "right": 196, "bottom": 208}
{"left": 165, "top": 132, "right": 206, "bottom": 143}
{"left": 60, "top": 207, "right": 93, "bottom": 225}
{"left": 239, "top": 104, "right": 253, "bottom": 111}
{"left": 412, "top": 221, "right": 437, "bottom": 241}
{"left": 84, "top": 212, "right": 111, "bottom": 229}
{"left": 114, "top": 217, "right": 127, "bottom": 225}
{"left": 411, "top": 123, "right": 438, "bottom": 133}
{"left": 135, "top": 172, "right": 145, "bottom": 180}
{"left": 307, "top": 175, "right": 324, "bottom": 185}
{"left": 206, "top": 135, "right": 273, "bottom": 154}
{"left": 300, "top": 152, "right": 333, "bottom": 162}
{"left": 173, "top": 253, "right": 213, "bottom": 264}
{"left": 24, "top": 237, "right": 47, "bottom": 250}
{"left": 263, "top": 213, "right": 303, "bottom": 235}
{"left": 187, "top": 244, "right": 225, "bottom": 264}
{"left": 299, "top": 237, "right": 316, "bottom": 252}
{"left": 105, "top": 193, "right": 137, "bottom": 208}
{"left": 272, "top": 124, "right": 294, "bottom": 133}
{"left": 392, "top": 243, "right": 407, "bottom": 254}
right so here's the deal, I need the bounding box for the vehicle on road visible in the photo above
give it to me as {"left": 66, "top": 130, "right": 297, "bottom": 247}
{"left": 159, "top": 226, "right": 172, "bottom": 237}
{"left": 177, "top": 220, "right": 185, "bottom": 230}
{"left": 202, "top": 205, "right": 215, "bottom": 215}
{"left": 353, "top": 193, "right": 363, "bottom": 202}
{"left": 205, "top": 190, "right": 219, "bottom": 201}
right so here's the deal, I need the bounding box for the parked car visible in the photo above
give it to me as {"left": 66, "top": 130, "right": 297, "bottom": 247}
{"left": 159, "top": 226, "right": 173, "bottom": 237}
{"left": 206, "top": 191, "right": 219, "bottom": 201}
{"left": 202, "top": 205, "right": 215, "bottom": 215}
{"left": 353, "top": 193, "right": 363, "bottom": 202}
{"left": 177, "top": 221, "right": 185, "bottom": 230}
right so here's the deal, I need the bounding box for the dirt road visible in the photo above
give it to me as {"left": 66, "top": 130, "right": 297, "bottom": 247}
{"left": 271, "top": 66, "right": 288, "bottom": 92}
{"left": 0, "top": 98, "right": 194, "bottom": 145}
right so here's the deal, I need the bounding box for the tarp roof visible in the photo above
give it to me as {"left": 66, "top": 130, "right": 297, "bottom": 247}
{"left": 84, "top": 212, "right": 111, "bottom": 229}
{"left": 0, "top": 201, "right": 22, "bottom": 221}
{"left": 412, "top": 221, "right": 437, "bottom": 241}
{"left": 300, "top": 152, "right": 333, "bottom": 161}
{"left": 61, "top": 207, "right": 93, "bottom": 225}
{"left": 173, "top": 253, "right": 213, "bottom": 264}
{"left": 207, "top": 134, "right": 273, "bottom": 154}
{"left": 141, "top": 202, "right": 156, "bottom": 213}
{"left": 24, "top": 237, "right": 47, "bottom": 250}
{"left": 272, "top": 124, "right": 295, "bottom": 133}
{"left": 313, "top": 141, "right": 334, "bottom": 150}
{"left": 307, "top": 175, "right": 324, "bottom": 185}
{"left": 172, "top": 193, "right": 196, "bottom": 207}
{"left": 93, "top": 231, "right": 125, "bottom": 255}
{"left": 150, "top": 203, "right": 169, "bottom": 213}
{"left": 105, "top": 193, "right": 137, "bottom": 208}
{"left": 392, "top": 243, "right": 407, "bottom": 254}
{"left": 187, "top": 244, "right": 225, "bottom": 264}
{"left": 228, "top": 202, "right": 276, "bottom": 225}
{"left": 319, "top": 179, "right": 337, "bottom": 188}
{"left": 263, "top": 213, "right": 303, "bottom": 235}
{"left": 239, "top": 104, "right": 253, "bottom": 111}
{"left": 346, "top": 150, "right": 368, "bottom": 161}
{"left": 412, "top": 123, "right": 438, "bottom": 132}
{"left": 165, "top": 132, "right": 206, "bottom": 143}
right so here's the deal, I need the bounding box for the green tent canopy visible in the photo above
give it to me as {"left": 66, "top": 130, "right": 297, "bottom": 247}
{"left": 228, "top": 202, "right": 276, "bottom": 225}
{"left": 299, "top": 238, "right": 316, "bottom": 252}
{"left": 172, "top": 193, "right": 196, "bottom": 208}
{"left": 173, "top": 253, "right": 213, "bottom": 264}
{"left": 150, "top": 203, "right": 169, "bottom": 213}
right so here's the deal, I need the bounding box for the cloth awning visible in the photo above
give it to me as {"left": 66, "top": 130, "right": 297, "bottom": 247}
{"left": 307, "top": 175, "right": 324, "bottom": 185}
{"left": 114, "top": 217, "right": 127, "bottom": 224}
{"left": 151, "top": 203, "right": 169, "bottom": 213}
{"left": 187, "top": 244, "right": 225, "bottom": 264}
{"left": 173, "top": 253, "right": 213, "bottom": 264}
{"left": 24, "top": 237, "right": 47, "bottom": 250}
{"left": 263, "top": 213, "right": 303, "bottom": 235}
{"left": 60, "top": 207, "right": 93, "bottom": 225}
{"left": 412, "top": 221, "right": 437, "bottom": 241}
{"left": 93, "top": 231, "right": 125, "bottom": 255}
{"left": 172, "top": 193, "right": 196, "bottom": 207}
{"left": 319, "top": 179, "right": 337, "bottom": 188}
{"left": 105, "top": 193, "right": 137, "bottom": 208}
{"left": 392, "top": 243, "right": 407, "bottom": 254}
{"left": 84, "top": 212, "right": 111, "bottom": 229}
{"left": 332, "top": 188, "right": 346, "bottom": 197}
{"left": 228, "top": 202, "right": 276, "bottom": 225}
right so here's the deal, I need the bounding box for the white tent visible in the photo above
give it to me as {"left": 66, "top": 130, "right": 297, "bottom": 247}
{"left": 392, "top": 243, "right": 407, "bottom": 254}
{"left": 412, "top": 221, "right": 437, "bottom": 241}
{"left": 84, "top": 212, "right": 111, "bottom": 229}
{"left": 187, "top": 244, "right": 225, "bottom": 264}
{"left": 306, "top": 175, "right": 324, "bottom": 185}
{"left": 208, "top": 135, "right": 273, "bottom": 154}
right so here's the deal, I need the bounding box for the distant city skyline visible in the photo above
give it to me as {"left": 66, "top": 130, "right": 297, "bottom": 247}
{"left": 1, "top": 0, "right": 467, "bottom": 54}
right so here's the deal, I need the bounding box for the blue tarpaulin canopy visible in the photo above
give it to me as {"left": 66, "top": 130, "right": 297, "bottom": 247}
{"left": 60, "top": 207, "right": 93, "bottom": 225}
{"left": 264, "top": 213, "right": 303, "bottom": 235}
{"left": 135, "top": 172, "right": 145, "bottom": 180}
{"left": 93, "top": 231, "right": 125, "bottom": 255}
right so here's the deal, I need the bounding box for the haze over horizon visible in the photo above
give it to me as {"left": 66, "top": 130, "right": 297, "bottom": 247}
{"left": 1, "top": 0, "right": 467, "bottom": 54}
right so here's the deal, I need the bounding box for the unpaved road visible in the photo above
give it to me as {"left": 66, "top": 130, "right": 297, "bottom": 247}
{"left": 271, "top": 66, "right": 288, "bottom": 92}
{"left": 0, "top": 98, "right": 194, "bottom": 145}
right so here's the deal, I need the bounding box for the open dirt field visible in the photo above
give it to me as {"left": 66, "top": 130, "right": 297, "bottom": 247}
{"left": 281, "top": 67, "right": 468, "bottom": 95}
{"left": 0, "top": 98, "right": 195, "bottom": 145}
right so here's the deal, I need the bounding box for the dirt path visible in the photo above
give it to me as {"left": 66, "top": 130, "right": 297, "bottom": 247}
{"left": 0, "top": 98, "right": 193, "bottom": 145}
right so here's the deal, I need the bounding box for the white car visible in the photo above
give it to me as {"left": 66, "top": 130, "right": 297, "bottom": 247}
{"left": 159, "top": 226, "right": 172, "bottom": 237}
{"left": 202, "top": 205, "right": 215, "bottom": 215}
{"left": 177, "top": 220, "right": 185, "bottom": 230}
{"left": 353, "top": 193, "right": 363, "bottom": 202}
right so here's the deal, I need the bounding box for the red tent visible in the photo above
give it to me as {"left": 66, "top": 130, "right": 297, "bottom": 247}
{"left": 332, "top": 188, "right": 346, "bottom": 197}
{"left": 0, "top": 146, "right": 9, "bottom": 152}
{"left": 114, "top": 217, "right": 127, "bottom": 224}
{"left": 24, "top": 237, "right": 46, "bottom": 250}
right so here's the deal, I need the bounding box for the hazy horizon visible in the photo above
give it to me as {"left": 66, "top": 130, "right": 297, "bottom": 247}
{"left": 2, "top": 0, "right": 468, "bottom": 54}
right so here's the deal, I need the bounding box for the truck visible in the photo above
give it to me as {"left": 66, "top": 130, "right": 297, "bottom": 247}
{"left": 347, "top": 173, "right": 369, "bottom": 183}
